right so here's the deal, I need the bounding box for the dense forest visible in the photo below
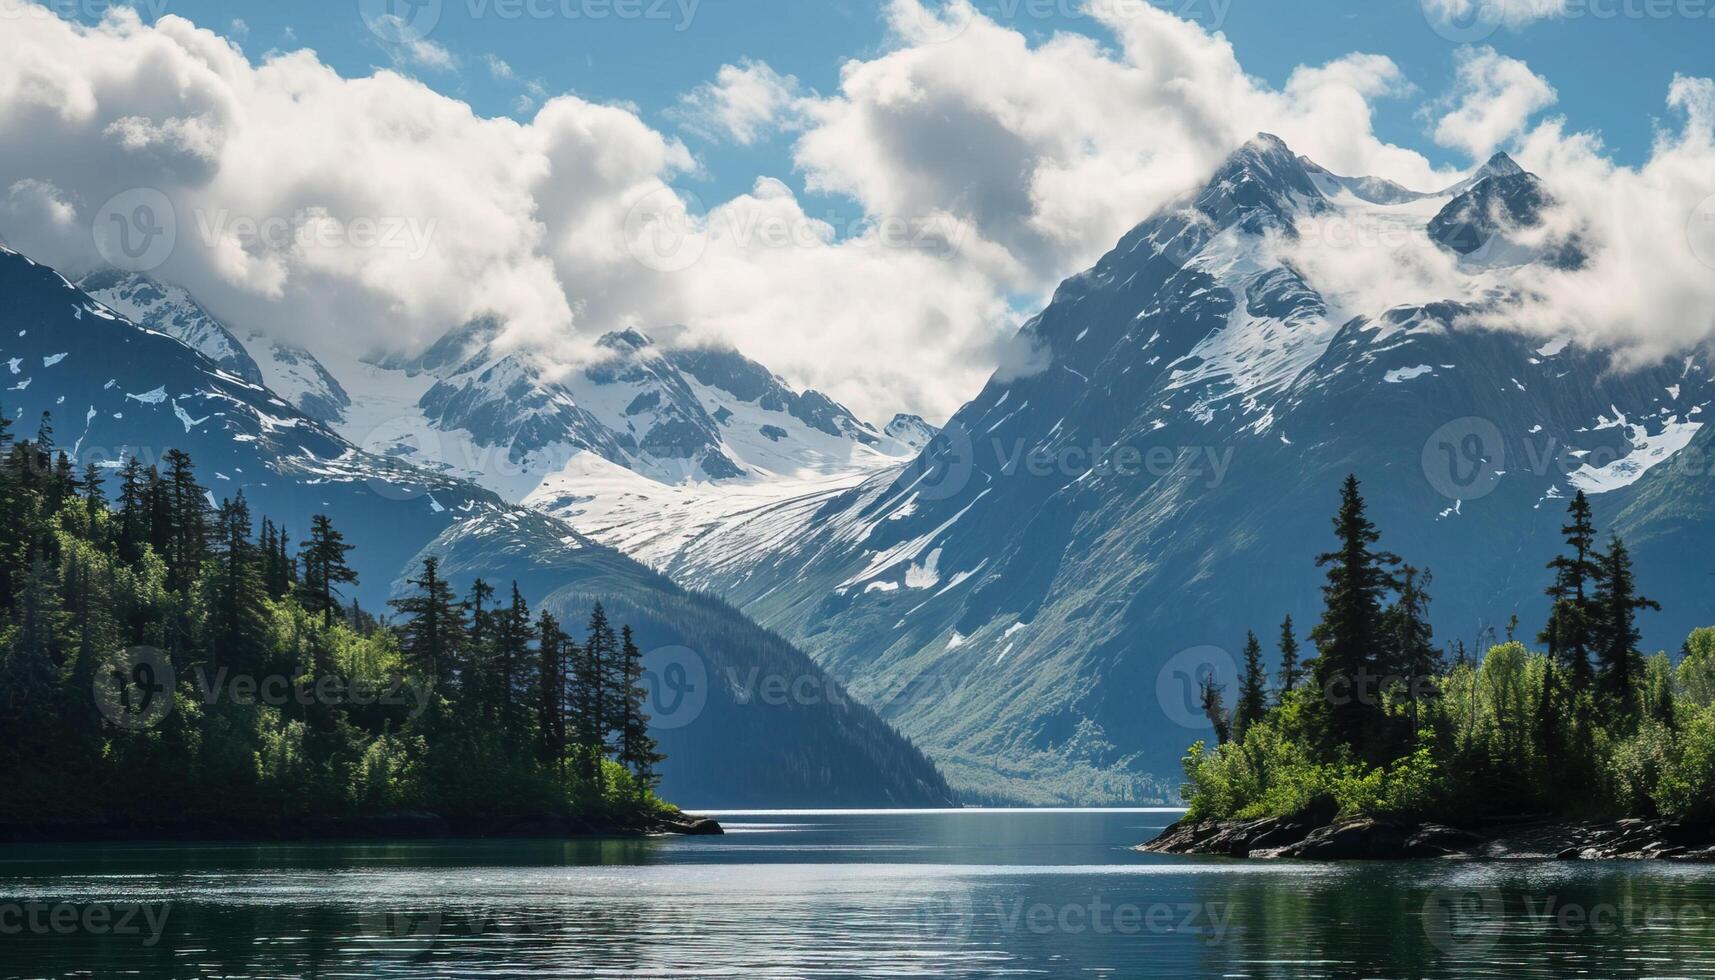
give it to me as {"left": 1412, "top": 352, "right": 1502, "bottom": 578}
{"left": 1184, "top": 476, "right": 1715, "bottom": 824}
{"left": 0, "top": 410, "right": 673, "bottom": 830}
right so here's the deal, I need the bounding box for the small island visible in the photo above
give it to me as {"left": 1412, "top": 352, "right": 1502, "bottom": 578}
{"left": 0, "top": 427, "right": 718, "bottom": 842}
{"left": 1143, "top": 477, "right": 1715, "bottom": 861}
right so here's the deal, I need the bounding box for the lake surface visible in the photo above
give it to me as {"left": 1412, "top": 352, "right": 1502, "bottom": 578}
{"left": 3, "top": 808, "right": 1715, "bottom": 978}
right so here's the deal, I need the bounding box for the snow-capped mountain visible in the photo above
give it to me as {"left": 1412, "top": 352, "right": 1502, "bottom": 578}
{"left": 78, "top": 270, "right": 352, "bottom": 425}
{"left": 2, "top": 245, "right": 953, "bottom": 808}
{"left": 340, "top": 315, "right": 924, "bottom": 507}
{"left": 583, "top": 134, "right": 1715, "bottom": 803}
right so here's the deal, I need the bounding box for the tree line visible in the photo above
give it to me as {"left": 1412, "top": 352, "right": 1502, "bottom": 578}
{"left": 1185, "top": 475, "right": 1715, "bottom": 823}
{"left": 0, "top": 410, "right": 667, "bottom": 827}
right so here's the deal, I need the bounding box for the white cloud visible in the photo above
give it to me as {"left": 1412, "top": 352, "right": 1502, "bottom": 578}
{"left": 1432, "top": 46, "right": 1557, "bottom": 160}
{"left": 399, "top": 36, "right": 456, "bottom": 72}
{"left": 483, "top": 53, "right": 516, "bottom": 81}
{"left": 1423, "top": 0, "right": 1569, "bottom": 28}
{"left": 673, "top": 60, "right": 802, "bottom": 145}
{"left": 1474, "top": 75, "right": 1715, "bottom": 362}
{"left": 795, "top": 0, "right": 1450, "bottom": 293}
{"left": 1, "top": 0, "right": 1706, "bottom": 426}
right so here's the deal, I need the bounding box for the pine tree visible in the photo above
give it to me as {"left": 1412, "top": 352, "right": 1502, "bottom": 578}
{"left": 207, "top": 494, "right": 269, "bottom": 674}
{"left": 616, "top": 625, "right": 664, "bottom": 792}
{"left": 1591, "top": 535, "right": 1658, "bottom": 722}
{"left": 577, "top": 603, "right": 619, "bottom": 789}
{"left": 2, "top": 556, "right": 69, "bottom": 722}
{"left": 1386, "top": 565, "right": 1440, "bottom": 745}
{"left": 1308, "top": 475, "right": 1399, "bottom": 759}
{"left": 389, "top": 556, "right": 466, "bottom": 693}
{"left": 161, "top": 449, "right": 208, "bottom": 591}
{"left": 1233, "top": 631, "right": 1268, "bottom": 739}
{"left": 80, "top": 462, "right": 106, "bottom": 531}
{"left": 115, "top": 456, "right": 148, "bottom": 561}
{"left": 496, "top": 583, "right": 531, "bottom": 743}
{"left": 1199, "top": 674, "right": 1231, "bottom": 746}
{"left": 1540, "top": 490, "right": 1602, "bottom": 690}
{"left": 1276, "top": 615, "right": 1300, "bottom": 704}
{"left": 463, "top": 578, "right": 497, "bottom": 715}
{"left": 537, "top": 611, "right": 570, "bottom": 769}
{"left": 296, "top": 515, "right": 359, "bottom": 627}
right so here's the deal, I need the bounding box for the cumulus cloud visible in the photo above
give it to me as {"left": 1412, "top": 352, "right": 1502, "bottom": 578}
{"left": 673, "top": 60, "right": 802, "bottom": 146}
{"left": 1432, "top": 46, "right": 1557, "bottom": 160}
{"left": 1, "top": 0, "right": 1706, "bottom": 426}
{"left": 1476, "top": 75, "right": 1715, "bottom": 362}
{"left": 795, "top": 0, "right": 1452, "bottom": 295}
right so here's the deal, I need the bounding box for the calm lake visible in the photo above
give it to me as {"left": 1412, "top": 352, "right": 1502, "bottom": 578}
{"left": 3, "top": 808, "right": 1715, "bottom": 978}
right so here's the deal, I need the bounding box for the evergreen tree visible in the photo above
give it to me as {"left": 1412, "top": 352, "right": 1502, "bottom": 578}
{"left": 1591, "top": 535, "right": 1658, "bottom": 722}
{"left": 115, "top": 456, "right": 149, "bottom": 561}
{"left": 296, "top": 515, "right": 359, "bottom": 627}
{"left": 536, "top": 611, "right": 570, "bottom": 769}
{"left": 1276, "top": 615, "right": 1300, "bottom": 704}
{"left": 389, "top": 556, "right": 465, "bottom": 693}
{"left": 1307, "top": 475, "right": 1399, "bottom": 759}
{"left": 463, "top": 579, "right": 497, "bottom": 714}
{"left": 500, "top": 584, "right": 533, "bottom": 743}
{"left": 208, "top": 493, "right": 269, "bottom": 673}
{"left": 81, "top": 462, "right": 106, "bottom": 530}
{"left": 1199, "top": 675, "right": 1231, "bottom": 746}
{"left": 1386, "top": 565, "right": 1441, "bottom": 744}
{"left": 1234, "top": 631, "right": 1268, "bottom": 739}
{"left": 577, "top": 603, "right": 619, "bottom": 788}
{"left": 1, "top": 555, "right": 69, "bottom": 720}
{"left": 160, "top": 449, "right": 208, "bottom": 591}
{"left": 616, "top": 625, "right": 664, "bottom": 791}
{"left": 1539, "top": 490, "right": 1602, "bottom": 689}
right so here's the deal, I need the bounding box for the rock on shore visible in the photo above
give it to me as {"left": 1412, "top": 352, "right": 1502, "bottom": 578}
{"left": 1141, "top": 811, "right": 1714, "bottom": 861}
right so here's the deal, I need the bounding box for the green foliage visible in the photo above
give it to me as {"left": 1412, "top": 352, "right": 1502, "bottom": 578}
{"left": 0, "top": 426, "right": 673, "bottom": 831}
{"left": 1178, "top": 480, "right": 1704, "bottom": 827}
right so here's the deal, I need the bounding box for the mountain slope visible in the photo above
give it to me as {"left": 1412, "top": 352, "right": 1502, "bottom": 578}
{"left": 592, "top": 136, "right": 1713, "bottom": 803}
{"left": 343, "top": 319, "right": 921, "bottom": 504}
{"left": 78, "top": 270, "right": 352, "bottom": 425}
{"left": 1, "top": 246, "right": 952, "bottom": 808}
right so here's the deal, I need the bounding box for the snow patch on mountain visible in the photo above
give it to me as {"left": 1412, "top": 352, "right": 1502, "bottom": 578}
{"left": 1568, "top": 417, "right": 1703, "bottom": 493}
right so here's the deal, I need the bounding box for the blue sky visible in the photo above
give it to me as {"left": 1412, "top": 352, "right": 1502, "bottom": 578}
{"left": 88, "top": 0, "right": 1712, "bottom": 221}
{"left": 15, "top": 0, "right": 1712, "bottom": 420}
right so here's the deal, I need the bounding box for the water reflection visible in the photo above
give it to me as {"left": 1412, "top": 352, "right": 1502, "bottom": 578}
{"left": 2, "top": 810, "right": 1714, "bottom": 978}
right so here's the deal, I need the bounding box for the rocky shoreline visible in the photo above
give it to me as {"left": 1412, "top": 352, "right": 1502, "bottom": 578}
{"left": 0, "top": 809, "right": 723, "bottom": 844}
{"left": 1141, "top": 810, "right": 1715, "bottom": 861}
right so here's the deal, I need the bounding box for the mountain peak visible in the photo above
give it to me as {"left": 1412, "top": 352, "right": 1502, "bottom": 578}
{"left": 598, "top": 327, "right": 655, "bottom": 352}
{"left": 1193, "top": 132, "right": 1326, "bottom": 232}
{"left": 1439, "top": 151, "right": 1531, "bottom": 197}
{"left": 1481, "top": 151, "right": 1525, "bottom": 178}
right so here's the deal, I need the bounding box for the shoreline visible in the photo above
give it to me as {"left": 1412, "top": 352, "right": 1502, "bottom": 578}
{"left": 0, "top": 810, "right": 723, "bottom": 846}
{"left": 1140, "top": 812, "right": 1715, "bottom": 861}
